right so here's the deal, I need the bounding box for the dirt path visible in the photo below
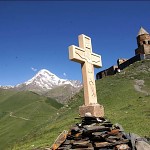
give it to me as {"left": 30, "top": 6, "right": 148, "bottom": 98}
{"left": 9, "top": 112, "right": 29, "bottom": 121}
{"left": 134, "top": 79, "right": 149, "bottom": 95}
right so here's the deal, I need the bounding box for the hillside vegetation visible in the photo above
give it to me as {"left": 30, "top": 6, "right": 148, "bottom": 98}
{"left": 1, "top": 60, "right": 149, "bottom": 150}
{"left": 0, "top": 90, "right": 62, "bottom": 150}
{"left": 44, "top": 84, "right": 82, "bottom": 104}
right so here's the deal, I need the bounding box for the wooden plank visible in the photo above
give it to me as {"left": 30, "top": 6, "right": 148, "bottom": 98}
{"left": 51, "top": 130, "right": 68, "bottom": 150}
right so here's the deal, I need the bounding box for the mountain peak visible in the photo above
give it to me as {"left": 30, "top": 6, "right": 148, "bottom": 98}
{"left": 1, "top": 69, "right": 82, "bottom": 91}
{"left": 36, "top": 69, "right": 59, "bottom": 78}
{"left": 37, "top": 69, "right": 53, "bottom": 74}
{"left": 16, "top": 69, "right": 82, "bottom": 91}
{"left": 24, "top": 69, "right": 61, "bottom": 88}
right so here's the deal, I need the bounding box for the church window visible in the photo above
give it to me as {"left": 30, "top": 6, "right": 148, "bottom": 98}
{"left": 143, "top": 41, "right": 146, "bottom": 44}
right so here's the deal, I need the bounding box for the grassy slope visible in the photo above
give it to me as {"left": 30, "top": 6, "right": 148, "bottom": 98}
{"left": 97, "top": 60, "right": 150, "bottom": 135}
{"left": 44, "top": 84, "right": 81, "bottom": 104}
{"left": 4, "top": 60, "right": 150, "bottom": 150}
{"left": 0, "top": 90, "right": 62, "bottom": 150}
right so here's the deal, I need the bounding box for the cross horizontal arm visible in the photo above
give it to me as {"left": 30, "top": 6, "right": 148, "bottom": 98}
{"left": 91, "top": 53, "right": 102, "bottom": 68}
{"left": 69, "top": 45, "right": 85, "bottom": 63}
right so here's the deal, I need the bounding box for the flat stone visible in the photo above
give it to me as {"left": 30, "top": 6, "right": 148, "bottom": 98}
{"left": 107, "top": 129, "right": 120, "bottom": 135}
{"left": 94, "top": 142, "right": 113, "bottom": 148}
{"left": 105, "top": 138, "right": 116, "bottom": 143}
{"left": 69, "top": 148, "right": 94, "bottom": 150}
{"left": 92, "top": 132, "right": 106, "bottom": 136}
{"left": 83, "top": 123, "right": 96, "bottom": 128}
{"left": 73, "top": 140, "right": 90, "bottom": 146}
{"left": 84, "top": 126, "right": 110, "bottom": 133}
{"left": 115, "top": 139, "right": 129, "bottom": 145}
{"left": 108, "top": 135, "right": 120, "bottom": 140}
{"left": 57, "top": 145, "right": 72, "bottom": 150}
{"left": 72, "top": 141, "right": 90, "bottom": 148}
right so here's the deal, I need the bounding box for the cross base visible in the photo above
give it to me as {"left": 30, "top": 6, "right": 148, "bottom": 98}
{"left": 79, "top": 104, "right": 104, "bottom": 117}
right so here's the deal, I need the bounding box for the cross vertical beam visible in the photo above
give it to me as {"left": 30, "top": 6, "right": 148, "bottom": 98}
{"left": 69, "top": 34, "right": 104, "bottom": 117}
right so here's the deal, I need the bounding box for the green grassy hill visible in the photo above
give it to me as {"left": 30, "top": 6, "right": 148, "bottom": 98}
{"left": 0, "top": 90, "right": 62, "bottom": 150}
{"left": 1, "top": 60, "right": 150, "bottom": 150}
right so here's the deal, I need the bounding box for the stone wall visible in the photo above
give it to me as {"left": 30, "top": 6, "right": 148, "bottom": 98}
{"left": 144, "top": 54, "right": 150, "bottom": 59}
{"left": 135, "top": 45, "right": 150, "bottom": 55}
{"left": 118, "top": 54, "right": 142, "bottom": 70}
{"left": 117, "top": 58, "right": 128, "bottom": 65}
{"left": 118, "top": 54, "right": 150, "bottom": 70}
{"left": 96, "top": 66, "right": 118, "bottom": 80}
{"left": 96, "top": 54, "right": 150, "bottom": 80}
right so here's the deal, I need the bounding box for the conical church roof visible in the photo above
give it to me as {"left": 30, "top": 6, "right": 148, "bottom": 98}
{"left": 138, "top": 27, "right": 149, "bottom": 36}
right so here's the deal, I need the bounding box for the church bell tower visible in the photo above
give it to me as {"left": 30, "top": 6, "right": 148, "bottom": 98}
{"left": 135, "top": 27, "right": 150, "bottom": 55}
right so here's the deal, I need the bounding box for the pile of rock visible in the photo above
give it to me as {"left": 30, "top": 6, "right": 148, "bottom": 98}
{"left": 51, "top": 116, "right": 131, "bottom": 150}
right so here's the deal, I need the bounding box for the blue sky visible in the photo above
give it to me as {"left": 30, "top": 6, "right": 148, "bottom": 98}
{"left": 0, "top": 1, "right": 150, "bottom": 86}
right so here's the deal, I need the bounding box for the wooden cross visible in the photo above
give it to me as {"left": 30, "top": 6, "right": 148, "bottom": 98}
{"left": 69, "top": 34, "right": 102, "bottom": 106}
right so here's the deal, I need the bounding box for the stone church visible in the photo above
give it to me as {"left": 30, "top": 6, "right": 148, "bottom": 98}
{"left": 96, "top": 27, "right": 150, "bottom": 80}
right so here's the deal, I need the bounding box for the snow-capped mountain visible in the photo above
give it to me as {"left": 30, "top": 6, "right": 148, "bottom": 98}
{"left": 0, "top": 69, "right": 82, "bottom": 103}
{"left": 0, "top": 85, "right": 14, "bottom": 89}
{"left": 14, "top": 69, "right": 82, "bottom": 92}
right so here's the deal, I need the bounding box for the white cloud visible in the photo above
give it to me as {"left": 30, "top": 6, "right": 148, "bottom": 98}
{"left": 63, "top": 72, "right": 67, "bottom": 77}
{"left": 31, "top": 67, "right": 37, "bottom": 72}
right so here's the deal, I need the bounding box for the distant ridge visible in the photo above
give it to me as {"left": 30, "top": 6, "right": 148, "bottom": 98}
{"left": 0, "top": 69, "right": 82, "bottom": 91}
{"left": 0, "top": 69, "right": 82, "bottom": 103}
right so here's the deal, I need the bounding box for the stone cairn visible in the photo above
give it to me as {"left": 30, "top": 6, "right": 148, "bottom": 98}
{"left": 51, "top": 116, "right": 131, "bottom": 150}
